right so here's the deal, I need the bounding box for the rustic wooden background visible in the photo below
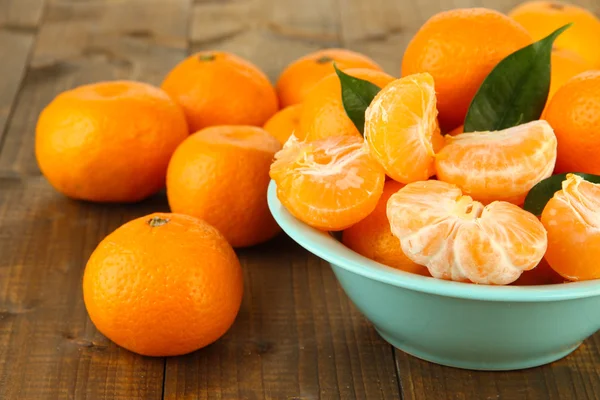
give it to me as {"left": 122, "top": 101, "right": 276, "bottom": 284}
{"left": 0, "top": 0, "right": 599, "bottom": 399}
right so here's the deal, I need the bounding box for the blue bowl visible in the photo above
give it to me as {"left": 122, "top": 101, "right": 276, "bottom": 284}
{"left": 267, "top": 181, "right": 600, "bottom": 371}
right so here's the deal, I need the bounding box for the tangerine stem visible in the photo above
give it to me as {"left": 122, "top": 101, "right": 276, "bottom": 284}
{"left": 148, "top": 216, "right": 170, "bottom": 227}
{"left": 198, "top": 53, "right": 216, "bottom": 62}
{"left": 316, "top": 55, "right": 334, "bottom": 64}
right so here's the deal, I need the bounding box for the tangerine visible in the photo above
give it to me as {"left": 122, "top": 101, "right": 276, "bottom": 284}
{"left": 263, "top": 104, "right": 302, "bottom": 145}
{"left": 167, "top": 126, "right": 281, "bottom": 247}
{"left": 161, "top": 51, "right": 278, "bottom": 132}
{"left": 509, "top": 1, "right": 600, "bottom": 68}
{"left": 343, "top": 180, "right": 429, "bottom": 276}
{"left": 35, "top": 81, "right": 188, "bottom": 203}
{"left": 401, "top": 8, "right": 532, "bottom": 131}
{"left": 387, "top": 180, "right": 548, "bottom": 285}
{"left": 544, "top": 71, "right": 600, "bottom": 175}
{"left": 276, "top": 48, "right": 382, "bottom": 108}
{"left": 83, "top": 213, "right": 243, "bottom": 356}
{"left": 541, "top": 174, "right": 600, "bottom": 281}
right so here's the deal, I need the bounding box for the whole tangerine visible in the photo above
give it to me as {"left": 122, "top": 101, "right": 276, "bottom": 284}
{"left": 263, "top": 104, "right": 302, "bottom": 144}
{"left": 83, "top": 213, "right": 244, "bottom": 357}
{"left": 276, "top": 48, "right": 382, "bottom": 108}
{"left": 401, "top": 8, "right": 532, "bottom": 131}
{"left": 162, "top": 51, "right": 278, "bottom": 132}
{"left": 167, "top": 125, "right": 282, "bottom": 247}
{"left": 343, "top": 180, "right": 430, "bottom": 276}
{"left": 35, "top": 81, "right": 188, "bottom": 203}
{"left": 545, "top": 71, "right": 600, "bottom": 175}
{"left": 509, "top": 1, "right": 600, "bottom": 68}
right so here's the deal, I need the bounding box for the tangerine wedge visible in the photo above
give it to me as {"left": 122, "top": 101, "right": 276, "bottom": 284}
{"left": 387, "top": 180, "right": 548, "bottom": 285}
{"left": 365, "top": 73, "right": 443, "bottom": 184}
{"left": 541, "top": 174, "right": 600, "bottom": 281}
{"left": 270, "top": 136, "right": 385, "bottom": 231}
{"left": 435, "top": 120, "right": 557, "bottom": 205}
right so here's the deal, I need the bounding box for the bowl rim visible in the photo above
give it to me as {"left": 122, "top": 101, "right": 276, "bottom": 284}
{"left": 267, "top": 180, "right": 600, "bottom": 302}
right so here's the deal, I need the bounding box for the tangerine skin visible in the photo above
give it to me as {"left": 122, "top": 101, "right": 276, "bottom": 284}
{"left": 162, "top": 51, "right": 278, "bottom": 132}
{"left": 167, "top": 126, "right": 282, "bottom": 248}
{"left": 509, "top": 1, "right": 600, "bottom": 68}
{"left": 545, "top": 71, "right": 600, "bottom": 175}
{"left": 83, "top": 213, "right": 244, "bottom": 357}
{"left": 35, "top": 81, "right": 189, "bottom": 203}
{"left": 401, "top": 8, "right": 532, "bottom": 131}
{"left": 343, "top": 180, "right": 430, "bottom": 276}
{"left": 276, "top": 48, "right": 383, "bottom": 108}
{"left": 263, "top": 104, "right": 302, "bottom": 145}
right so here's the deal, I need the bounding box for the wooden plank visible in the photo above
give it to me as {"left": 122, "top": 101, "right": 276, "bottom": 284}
{"left": 163, "top": 237, "right": 401, "bottom": 399}
{"left": 188, "top": 0, "right": 340, "bottom": 81}
{"left": 0, "top": 0, "right": 192, "bottom": 398}
{"left": 394, "top": 334, "right": 600, "bottom": 400}
{"left": 0, "top": 0, "right": 46, "bottom": 158}
{"left": 0, "top": 0, "right": 190, "bottom": 175}
{"left": 163, "top": 1, "right": 398, "bottom": 397}
{"left": 0, "top": 0, "right": 46, "bottom": 28}
{"left": 0, "top": 177, "right": 169, "bottom": 399}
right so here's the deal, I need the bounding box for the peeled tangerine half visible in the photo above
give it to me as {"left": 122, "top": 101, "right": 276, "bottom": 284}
{"left": 270, "top": 135, "right": 385, "bottom": 231}
{"left": 364, "top": 72, "right": 444, "bottom": 184}
{"left": 542, "top": 174, "right": 600, "bottom": 281}
{"left": 435, "top": 120, "right": 557, "bottom": 205}
{"left": 387, "top": 180, "right": 548, "bottom": 285}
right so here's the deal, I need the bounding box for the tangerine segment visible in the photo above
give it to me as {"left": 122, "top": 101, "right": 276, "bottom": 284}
{"left": 270, "top": 135, "right": 385, "bottom": 231}
{"left": 365, "top": 73, "right": 443, "bottom": 184}
{"left": 342, "top": 181, "right": 430, "bottom": 276}
{"left": 541, "top": 174, "right": 600, "bottom": 281}
{"left": 435, "top": 120, "right": 557, "bottom": 205}
{"left": 387, "top": 180, "right": 547, "bottom": 285}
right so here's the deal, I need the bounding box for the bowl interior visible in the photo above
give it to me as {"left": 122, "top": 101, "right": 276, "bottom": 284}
{"left": 267, "top": 180, "right": 600, "bottom": 302}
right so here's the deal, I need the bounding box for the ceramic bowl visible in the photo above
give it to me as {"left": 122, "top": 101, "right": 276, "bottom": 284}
{"left": 267, "top": 181, "right": 600, "bottom": 371}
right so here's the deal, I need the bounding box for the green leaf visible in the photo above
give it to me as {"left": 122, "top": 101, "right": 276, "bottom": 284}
{"left": 523, "top": 173, "right": 600, "bottom": 216}
{"left": 464, "top": 24, "right": 571, "bottom": 132}
{"left": 334, "top": 64, "right": 383, "bottom": 135}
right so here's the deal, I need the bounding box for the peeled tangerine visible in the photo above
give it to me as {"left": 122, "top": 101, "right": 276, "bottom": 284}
{"left": 365, "top": 73, "right": 444, "bottom": 184}
{"left": 435, "top": 120, "right": 557, "bottom": 205}
{"left": 541, "top": 174, "right": 600, "bottom": 281}
{"left": 387, "top": 180, "right": 548, "bottom": 285}
{"left": 269, "top": 135, "right": 385, "bottom": 231}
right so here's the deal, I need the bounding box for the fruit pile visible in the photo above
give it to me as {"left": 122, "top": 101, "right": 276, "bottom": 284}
{"left": 33, "top": 1, "right": 600, "bottom": 357}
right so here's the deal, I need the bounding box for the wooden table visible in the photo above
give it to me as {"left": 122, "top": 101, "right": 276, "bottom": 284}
{"left": 1, "top": 0, "right": 599, "bottom": 398}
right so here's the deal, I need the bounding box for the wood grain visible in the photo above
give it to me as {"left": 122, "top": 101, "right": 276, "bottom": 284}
{"left": 395, "top": 335, "right": 600, "bottom": 400}
{"left": 0, "top": 177, "right": 169, "bottom": 399}
{"left": 163, "top": 1, "right": 400, "bottom": 398}
{"left": 1, "top": 0, "right": 600, "bottom": 399}
{"left": 0, "top": 0, "right": 191, "bottom": 398}
{"left": 0, "top": 0, "right": 46, "bottom": 150}
{"left": 163, "top": 237, "right": 401, "bottom": 400}
{"left": 0, "top": 0, "right": 191, "bottom": 175}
